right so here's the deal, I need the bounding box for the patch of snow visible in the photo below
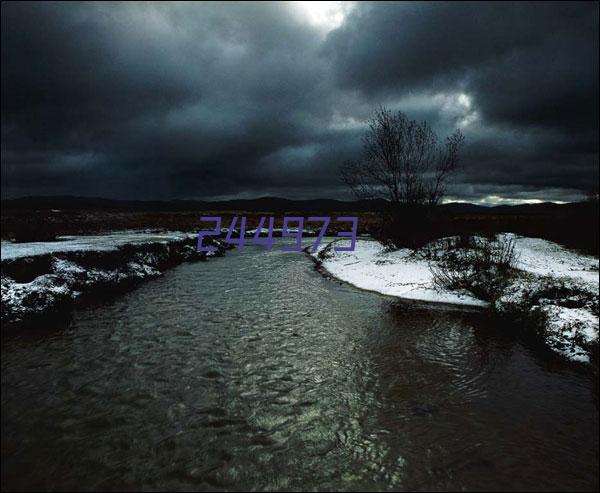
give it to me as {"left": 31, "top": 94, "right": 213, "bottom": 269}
{"left": 495, "top": 274, "right": 598, "bottom": 363}
{"left": 311, "top": 239, "right": 486, "bottom": 307}
{"left": 1, "top": 230, "right": 195, "bottom": 260}
{"left": 1, "top": 275, "right": 71, "bottom": 323}
{"left": 1, "top": 231, "right": 220, "bottom": 327}
{"left": 543, "top": 305, "right": 598, "bottom": 362}
{"left": 509, "top": 233, "right": 599, "bottom": 286}
{"left": 313, "top": 235, "right": 599, "bottom": 363}
{"left": 243, "top": 227, "right": 316, "bottom": 237}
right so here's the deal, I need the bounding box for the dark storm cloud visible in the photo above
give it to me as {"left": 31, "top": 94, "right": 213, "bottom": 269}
{"left": 1, "top": 1, "right": 598, "bottom": 202}
{"left": 325, "top": 1, "right": 598, "bottom": 125}
{"left": 325, "top": 1, "right": 599, "bottom": 198}
{"left": 2, "top": 1, "right": 339, "bottom": 199}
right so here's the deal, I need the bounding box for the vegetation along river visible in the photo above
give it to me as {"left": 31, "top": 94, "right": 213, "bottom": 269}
{"left": 2, "top": 242, "right": 598, "bottom": 491}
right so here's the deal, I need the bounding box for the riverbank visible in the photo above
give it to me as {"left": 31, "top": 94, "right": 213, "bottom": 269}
{"left": 310, "top": 235, "right": 599, "bottom": 364}
{"left": 1, "top": 231, "right": 228, "bottom": 329}
{"left": 4, "top": 233, "right": 598, "bottom": 491}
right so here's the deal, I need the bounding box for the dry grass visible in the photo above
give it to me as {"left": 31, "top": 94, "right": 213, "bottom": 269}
{"left": 1, "top": 209, "right": 378, "bottom": 242}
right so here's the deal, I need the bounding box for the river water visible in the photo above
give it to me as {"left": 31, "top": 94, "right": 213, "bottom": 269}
{"left": 2, "top": 243, "right": 598, "bottom": 491}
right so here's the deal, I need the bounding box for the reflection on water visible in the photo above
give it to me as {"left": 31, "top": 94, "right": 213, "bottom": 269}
{"left": 2, "top": 244, "right": 598, "bottom": 491}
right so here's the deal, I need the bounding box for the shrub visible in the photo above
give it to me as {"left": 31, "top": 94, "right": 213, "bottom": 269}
{"left": 430, "top": 234, "right": 519, "bottom": 301}
{"left": 371, "top": 205, "right": 451, "bottom": 250}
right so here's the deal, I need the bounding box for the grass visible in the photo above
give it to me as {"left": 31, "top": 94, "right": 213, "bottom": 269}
{"left": 1, "top": 209, "right": 378, "bottom": 242}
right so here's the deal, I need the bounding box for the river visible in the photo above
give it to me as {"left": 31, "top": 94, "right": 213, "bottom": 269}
{"left": 2, "top": 243, "right": 598, "bottom": 491}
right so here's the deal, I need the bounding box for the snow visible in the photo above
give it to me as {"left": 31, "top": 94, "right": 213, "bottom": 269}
{"left": 510, "top": 234, "right": 598, "bottom": 286}
{"left": 312, "top": 235, "right": 598, "bottom": 305}
{"left": 312, "top": 235, "right": 599, "bottom": 363}
{"left": 1, "top": 275, "right": 71, "bottom": 323}
{"left": 543, "top": 306, "right": 598, "bottom": 362}
{"left": 505, "top": 234, "right": 597, "bottom": 363}
{"left": 311, "top": 239, "right": 487, "bottom": 306}
{"left": 1, "top": 230, "right": 219, "bottom": 327}
{"left": 495, "top": 273, "right": 598, "bottom": 363}
{"left": 245, "top": 227, "right": 316, "bottom": 236}
{"left": 1, "top": 230, "right": 195, "bottom": 260}
{"left": 3, "top": 228, "right": 597, "bottom": 363}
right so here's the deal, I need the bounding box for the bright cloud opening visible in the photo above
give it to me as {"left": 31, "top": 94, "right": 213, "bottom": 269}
{"left": 290, "top": 1, "right": 355, "bottom": 32}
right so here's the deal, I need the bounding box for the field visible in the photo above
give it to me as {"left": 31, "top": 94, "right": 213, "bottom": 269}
{"left": 1, "top": 198, "right": 597, "bottom": 256}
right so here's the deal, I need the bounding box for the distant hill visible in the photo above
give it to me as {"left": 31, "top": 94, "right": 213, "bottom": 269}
{"left": 1, "top": 195, "right": 387, "bottom": 212}
{"left": 0, "top": 195, "right": 587, "bottom": 214}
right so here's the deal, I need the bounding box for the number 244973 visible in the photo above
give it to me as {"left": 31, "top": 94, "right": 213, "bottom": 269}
{"left": 197, "top": 216, "right": 358, "bottom": 253}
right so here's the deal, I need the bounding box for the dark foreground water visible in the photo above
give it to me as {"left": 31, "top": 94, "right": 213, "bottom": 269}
{"left": 2, "top": 244, "right": 599, "bottom": 491}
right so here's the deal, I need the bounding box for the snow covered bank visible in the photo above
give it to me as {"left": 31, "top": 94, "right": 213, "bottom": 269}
{"left": 310, "top": 238, "right": 487, "bottom": 306}
{"left": 495, "top": 274, "right": 598, "bottom": 363}
{"left": 1, "top": 231, "right": 226, "bottom": 328}
{"left": 1, "top": 230, "right": 197, "bottom": 260}
{"left": 311, "top": 235, "right": 599, "bottom": 363}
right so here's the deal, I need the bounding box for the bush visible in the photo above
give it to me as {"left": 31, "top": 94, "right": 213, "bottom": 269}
{"left": 430, "top": 234, "right": 519, "bottom": 301}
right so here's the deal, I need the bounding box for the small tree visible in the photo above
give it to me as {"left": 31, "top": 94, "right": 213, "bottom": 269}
{"left": 341, "top": 107, "right": 464, "bottom": 206}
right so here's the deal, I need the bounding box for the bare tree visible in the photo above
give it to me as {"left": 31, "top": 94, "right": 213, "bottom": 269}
{"left": 341, "top": 107, "right": 464, "bottom": 206}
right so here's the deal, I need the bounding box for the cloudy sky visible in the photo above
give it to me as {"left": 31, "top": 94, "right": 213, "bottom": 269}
{"left": 1, "top": 1, "right": 598, "bottom": 204}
